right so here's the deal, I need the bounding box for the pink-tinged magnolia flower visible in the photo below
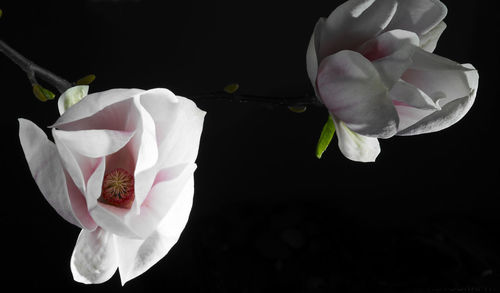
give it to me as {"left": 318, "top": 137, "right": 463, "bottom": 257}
{"left": 19, "top": 86, "right": 205, "bottom": 285}
{"left": 307, "top": 0, "right": 479, "bottom": 162}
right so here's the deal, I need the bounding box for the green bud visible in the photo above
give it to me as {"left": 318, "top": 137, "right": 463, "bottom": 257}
{"left": 41, "top": 87, "right": 55, "bottom": 100}
{"left": 32, "top": 84, "right": 48, "bottom": 102}
{"left": 288, "top": 105, "right": 307, "bottom": 113}
{"left": 316, "top": 115, "right": 336, "bottom": 159}
{"left": 32, "top": 84, "right": 55, "bottom": 102}
{"left": 76, "top": 74, "right": 96, "bottom": 86}
{"left": 0, "top": 9, "right": 3, "bottom": 19}
{"left": 223, "top": 83, "right": 239, "bottom": 94}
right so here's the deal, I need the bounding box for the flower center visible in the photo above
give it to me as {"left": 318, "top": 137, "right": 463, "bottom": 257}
{"left": 98, "top": 168, "right": 135, "bottom": 209}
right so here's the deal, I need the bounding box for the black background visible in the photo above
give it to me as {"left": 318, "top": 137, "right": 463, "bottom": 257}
{"left": 1, "top": 0, "right": 498, "bottom": 292}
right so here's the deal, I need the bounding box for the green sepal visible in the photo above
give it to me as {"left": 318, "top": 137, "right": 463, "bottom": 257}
{"left": 316, "top": 115, "right": 336, "bottom": 159}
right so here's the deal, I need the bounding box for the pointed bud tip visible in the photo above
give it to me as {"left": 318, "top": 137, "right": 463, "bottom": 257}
{"left": 32, "top": 84, "right": 48, "bottom": 102}
{"left": 288, "top": 106, "right": 307, "bottom": 113}
{"left": 76, "top": 74, "right": 96, "bottom": 86}
{"left": 223, "top": 83, "right": 239, "bottom": 94}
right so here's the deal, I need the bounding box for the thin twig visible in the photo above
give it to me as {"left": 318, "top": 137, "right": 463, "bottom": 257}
{"left": 1, "top": 38, "right": 322, "bottom": 107}
{"left": 0, "top": 39, "right": 72, "bottom": 93}
{"left": 191, "top": 91, "right": 321, "bottom": 107}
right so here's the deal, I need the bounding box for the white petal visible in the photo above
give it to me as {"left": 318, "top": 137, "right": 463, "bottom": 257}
{"left": 115, "top": 176, "right": 195, "bottom": 285}
{"left": 317, "top": 50, "right": 398, "bottom": 138}
{"left": 386, "top": 0, "right": 447, "bottom": 36}
{"left": 70, "top": 227, "right": 118, "bottom": 284}
{"left": 318, "top": 0, "right": 398, "bottom": 60}
{"left": 18, "top": 118, "right": 94, "bottom": 229}
{"left": 333, "top": 118, "right": 381, "bottom": 162}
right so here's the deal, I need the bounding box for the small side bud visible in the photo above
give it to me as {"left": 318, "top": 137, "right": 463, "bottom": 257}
{"left": 32, "top": 84, "right": 55, "bottom": 102}
{"left": 223, "top": 83, "right": 239, "bottom": 94}
{"left": 76, "top": 74, "right": 96, "bottom": 86}
{"left": 32, "top": 84, "right": 47, "bottom": 102}
{"left": 288, "top": 105, "right": 307, "bottom": 113}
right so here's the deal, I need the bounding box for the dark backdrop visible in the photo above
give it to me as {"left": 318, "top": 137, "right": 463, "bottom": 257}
{"left": 1, "top": 0, "right": 498, "bottom": 292}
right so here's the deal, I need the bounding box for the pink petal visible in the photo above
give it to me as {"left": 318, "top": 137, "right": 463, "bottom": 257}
{"left": 127, "top": 163, "right": 196, "bottom": 239}
{"left": 115, "top": 176, "right": 195, "bottom": 285}
{"left": 317, "top": 50, "right": 398, "bottom": 138}
{"left": 52, "top": 97, "right": 138, "bottom": 132}
{"left": 52, "top": 129, "right": 134, "bottom": 158}
{"left": 357, "top": 29, "right": 419, "bottom": 88}
{"left": 318, "top": 0, "right": 398, "bottom": 61}
{"left": 70, "top": 227, "right": 118, "bottom": 284}
{"left": 52, "top": 88, "right": 144, "bottom": 129}
{"left": 18, "top": 119, "right": 94, "bottom": 229}
{"left": 140, "top": 89, "right": 206, "bottom": 168}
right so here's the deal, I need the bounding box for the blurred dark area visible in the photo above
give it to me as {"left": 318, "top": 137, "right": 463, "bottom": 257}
{"left": 1, "top": 0, "right": 499, "bottom": 292}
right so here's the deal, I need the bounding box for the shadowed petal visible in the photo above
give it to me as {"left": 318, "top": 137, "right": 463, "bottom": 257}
{"left": 318, "top": 0, "right": 398, "bottom": 60}
{"left": 306, "top": 18, "right": 325, "bottom": 95}
{"left": 386, "top": 0, "right": 447, "bottom": 36}
{"left": 317, "top": 50, "right": 398, "bottom": 138}
{"left": 419, "top": 21, "right": 446, "bottom": 52}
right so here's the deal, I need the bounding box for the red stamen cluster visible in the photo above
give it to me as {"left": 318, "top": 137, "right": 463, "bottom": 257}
{"left": 98, "top": 168, "right": 135, "bottom": 209}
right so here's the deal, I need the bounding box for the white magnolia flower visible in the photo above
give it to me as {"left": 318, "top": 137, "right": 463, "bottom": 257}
{"left": 19, "top": 86, "right": 205, "bottom": 285}
{"left": 307, "top": 0, "right": 479, "bottom": 162}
